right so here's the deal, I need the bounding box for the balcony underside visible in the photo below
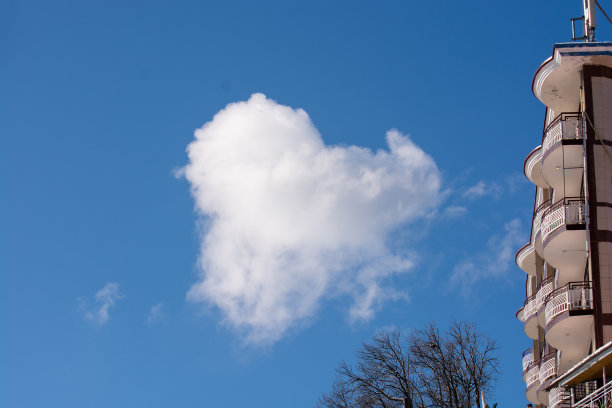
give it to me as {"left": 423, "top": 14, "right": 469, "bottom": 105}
{"left": 537, "top": 304, "right": 546, "bottom": 328}
{"left": 534, "top": 231, "right": 543, "bottom": 257}
{"left": 525, "top": 146, "right": 549, "bottom": 188}
{"left": 525, "top": 315, "right": 539, "bottom": 340}
{"left": 527, "top": 381, "right": 539, "bottom": 405}
{"left": 533, "top": 43, "right": 612, "bottom": 113}
{"left": 517, "top": 243, "right": 537, "bottom": 276}
{"left": 537, "top": 382, "right": 550, "bottom": 406}
{"left": 545, "top": 312, "right": 593, "bottom": 355}
{"left": 558, "top": 344, "right": 589, "bottom": 377}
{"left": 542, "top": 228, "right": 587, "bottom": 283}
{"left": 542, "top": 143, "right": 584, "bottom": 197}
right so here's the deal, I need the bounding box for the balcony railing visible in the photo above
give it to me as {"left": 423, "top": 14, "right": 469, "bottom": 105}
{"left": 516, "top": 307, "right": 525, "bottom": 322}
{"left": 537, "top": 276, "right": 555, "bottom": 313}
{"left": 522, "top": 348, "right": 533, "bottom": 373}
{"left": 534, "top": 200, "right": 551, "bottom": 239}
{"left": 525, "top": 146, "right": 544, "bottom": 182}
{"left": 516, "top": 243, "right": 536, "bottom": 273}
{"left": 539, "top": 352, "right": 557, "bottom": 385}
{"left": 542, "top": 113, "right": 583, "bottom": 155}
{"left": 549, "top": 387, "right": 571, "bottom": 408}
{"left": 526, "top": 362, "right": 540, "bottom": 389}
{"left": 574, "top": 381, "right": 606, "bottom": 408}
{"left": 545, "top": 282, "right": 593, "bottom": 326}
{"left": 541, "top": 198, "right": 587, "bottom": 243}
{"left": 524, "top": 293, "right": 538, "bottom": 322}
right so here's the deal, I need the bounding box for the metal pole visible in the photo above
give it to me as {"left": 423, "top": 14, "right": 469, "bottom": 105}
{"left": 604, "top": 365, "right": 609, "bottom": 408}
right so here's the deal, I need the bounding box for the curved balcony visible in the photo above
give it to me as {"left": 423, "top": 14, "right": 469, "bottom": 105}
{"left": 522, "top": 348, "right": 533, "bottom": 381}
{"left": 541, "top": 113, "right": 584, "bottom": 198}
{"left": 525, "top": 362, "right": 540, "bottom": 404}
{"left": 533, "top": 43, "right": 612, "bottom": 114}
{"left": 516, "top": 307, "right": 524, "bottom": 323}
{"left": 536, "top": 276, "right": 555, "bottom": 328}
{"left": 524, "top": 146, "right": 549, "bottom": 188}
{"left": 541, "top": 198, "right": 587, "bottom": 283}
{"left": 537, "top": 352, "right": 557, "bottom": 405}
{"left": 549, "top": 387, "right": 571, "bottom": 408}
{"left": 516, "top": 243, "right": 537, "bottom": 276}
{"left": 545, "top": 282, "right": 593, "bottom": 366}
{"left": 522, "top": 294, "right": 539, "bottom": 340}
{"left": 534, "top": 200, "right": 551, "bottom": 256}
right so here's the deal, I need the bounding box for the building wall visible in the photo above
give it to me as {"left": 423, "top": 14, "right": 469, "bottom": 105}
{"left": 585, "top": 68, "right": 612, "bottom": 346}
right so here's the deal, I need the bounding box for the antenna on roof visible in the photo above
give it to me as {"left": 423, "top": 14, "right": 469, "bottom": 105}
{"left": 571, "top": 0, "right": 597, "bottom": 41}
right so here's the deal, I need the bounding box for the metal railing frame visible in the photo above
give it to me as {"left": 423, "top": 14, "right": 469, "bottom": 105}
{"left": 550, "top": 386, "right": 572, "bottom": 408}
{"left": 573, "top": 381, "right": 606, "bottom": 408}
{"left": 542, "top": 112, "right": 584, "bottom": 155}
{"left": 545, "top": 281, "right": 593, "bottom": 326}
{"left": 537, "top": 275, "right": 556, "bottom": 314}
{"left": 523, "top": 348, "right": 534, "bottom": 373}
{"left": 541, "top": 197, "right": 587, "bottom": 243}
{"left": 540, "top": 351, "right": 558, "bottom": 385}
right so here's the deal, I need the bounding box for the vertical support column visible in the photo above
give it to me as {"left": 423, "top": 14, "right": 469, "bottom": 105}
{"left": 582, "top": 65, "right": 604, "bottom": 348}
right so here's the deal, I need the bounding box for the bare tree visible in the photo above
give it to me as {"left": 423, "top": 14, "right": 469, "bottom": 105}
{"left": 318, "top": 330, "right": 420, "bottom": 408}
{"left": 317, "top": 378, "right": 365, "bottom": 408}
{"left": 448, "top": 321, "right": 498, "bottom": 406}
{"left": 410, "top": 321, "right": 499, "bottom": 408}
{"left": 410, "top": 324, "right": 465, "bottom": 407}
{"left": 317, "top": 322, "right": 498, "bottom": 408}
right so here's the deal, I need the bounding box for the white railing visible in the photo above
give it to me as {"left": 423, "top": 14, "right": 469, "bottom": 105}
{"left": 522, "top": 349, "right": 533, "bottom": 373}
{"left": 539, "top": 353, "right": 557, "bottom": 385}
{"left": 517, "top": 307, "right": 525, "bottom": 322}
{"left": 545, "top": 282, "right": 593, "bottom": 326}
{"left": 542, "top": 113, "right": 583, "bottom": 155}
{"left": 542, "top": 202, "right": 566, "bottom": 243}
{"left": 574, "top": 381, "right": 612, "bottom": 408}
{"left": 544, "top": 120, "right": 563, "bottom": 152}
{"left": 517, "top": 244, "right": 535, "bottom": 269}
{"left": 537, "top": 277, "right": 555, "bottom": 313}
{"left": 524, "top": 295, "right": 538, "bottom": 322}
{"left": 526, "top": 363, "right": 540, "bottom": 389}
{"left": 534, "top": 201, "right": 550, "bottom": 239}
{"left": 549, "top": 387, "right": 571, "bottom": 408}
{"left": 526, "top": 147, "right": 543, "bottom": 179}
{"left": 541, "top": 198, "right": 587, "bottom": 243}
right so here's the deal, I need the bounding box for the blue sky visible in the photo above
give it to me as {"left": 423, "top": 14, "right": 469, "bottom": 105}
{"left": 3, "top": 1, "right": 612, "bottom": 407}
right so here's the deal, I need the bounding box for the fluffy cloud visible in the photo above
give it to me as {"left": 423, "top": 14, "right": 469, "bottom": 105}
{"left": 80, "top": 282, "right": 123, "bottom": 325}
{"left": 183, "top": 93, "right": 441, "bottom": 344}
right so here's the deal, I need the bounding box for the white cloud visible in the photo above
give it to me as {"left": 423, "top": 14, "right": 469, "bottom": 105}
{"left": 462, "top": 180, "right": 495, "bottom": 199}
{"left": 146, "top": 302, "right": 166, "bottom": 325}
{"left": 461, "top": 174, "right": 526, "bottom": 200}
{"left": 450, "top": 218, "right": 524, "bottom": 296}
{"left": 183, "top": 93, "right": 441, "bottom": 345}
{"left": 441, "top": 205, "right": 468, "bottom": 218}
{"left": 80, "top": 282, "right": 123, "bottom": 325}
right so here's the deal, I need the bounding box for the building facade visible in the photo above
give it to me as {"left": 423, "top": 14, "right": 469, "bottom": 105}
{"left": 515, "top": 9, "right": 612, "bottom": 407}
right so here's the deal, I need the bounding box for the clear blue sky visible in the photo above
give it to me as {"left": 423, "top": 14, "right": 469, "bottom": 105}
{"left": 3, "top": 1, "right": 612, "bottom": 407}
